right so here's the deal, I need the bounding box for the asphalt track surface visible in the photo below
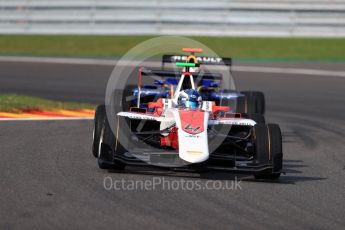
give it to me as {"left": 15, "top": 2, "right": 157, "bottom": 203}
{"left": 1, "top": 59, "right": 345, "bottom": 229}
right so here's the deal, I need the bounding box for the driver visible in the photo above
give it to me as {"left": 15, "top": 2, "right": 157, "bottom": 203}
{"left": 178, "top": 89, "right": 202, "bottom": 110}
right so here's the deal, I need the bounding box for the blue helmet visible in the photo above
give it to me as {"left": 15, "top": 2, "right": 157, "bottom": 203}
{"left": 179, "top": 89, "right": 202, "bottom": 110}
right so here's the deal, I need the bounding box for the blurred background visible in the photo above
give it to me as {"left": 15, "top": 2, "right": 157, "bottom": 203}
{"left": 0, "top": 0, "right": 345, "bottom": 61}
{"left": 1, "top": 0, "right": 345, "bottom": 37}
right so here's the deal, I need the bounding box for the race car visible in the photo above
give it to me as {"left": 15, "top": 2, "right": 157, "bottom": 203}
{"left": 92, "top": 48, "right": 283, "bottom": 179}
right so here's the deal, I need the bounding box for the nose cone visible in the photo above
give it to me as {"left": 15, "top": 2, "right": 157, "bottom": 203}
{"left": 173, "top": 109, "right": 210, "bottom": 163}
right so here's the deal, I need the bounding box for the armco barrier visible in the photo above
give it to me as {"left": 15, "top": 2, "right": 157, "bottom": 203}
{"left": 0, "top": 0, "right": 345, "bottom": 37}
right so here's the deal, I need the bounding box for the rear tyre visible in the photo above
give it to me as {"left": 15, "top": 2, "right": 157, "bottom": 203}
{"left": 246, "top": 113, "right": 265, "bottom": 124}
{"left": 98, "top": 117, "right": 126, "bottom": 170}
{"left": 241, "top": 91, "right": 265, "bottom": 114}
{"left": 253, "top": 124, "right": 283, "bottom": 180}
{"left": 92, "top": 104, "right": 106, "bottom": 158}
{"left": 236, "top": 95, "right": 256, "bottom": 114}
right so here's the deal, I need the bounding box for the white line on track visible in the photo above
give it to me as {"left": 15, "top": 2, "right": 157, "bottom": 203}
{"left": 0, "top": 56, "right": 160, "bottom": 68}
{"left": 232, "top": 65, "right": 345, "bottom": 78}
{"left": 1, "top": 56, "right": 345, "bottom": 78}
{"left": 0, "top": 56, "right": 117, "bottom": 66}
{"left": 0, "top": 117, "right": 93, "bottom": 121}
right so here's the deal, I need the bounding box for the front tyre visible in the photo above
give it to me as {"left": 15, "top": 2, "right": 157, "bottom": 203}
{"left": 253, "top": 124, "right": 283, "bottom": 180}
{"left": 98, "top": 116, "right": 126, "bottom": 170}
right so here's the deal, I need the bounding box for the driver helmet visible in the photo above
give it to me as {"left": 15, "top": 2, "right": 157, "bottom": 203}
{"left": 178, "top": 89, "right": 202, "bottom": 110}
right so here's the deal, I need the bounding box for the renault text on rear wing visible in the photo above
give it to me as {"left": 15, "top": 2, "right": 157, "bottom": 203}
{"left": 162, "top": 55, "right": 232, "bottom": 66}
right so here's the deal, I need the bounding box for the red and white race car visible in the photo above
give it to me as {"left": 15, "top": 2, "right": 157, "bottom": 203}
{"left": 92, "top": 48, "right": 283, "bottom": 179}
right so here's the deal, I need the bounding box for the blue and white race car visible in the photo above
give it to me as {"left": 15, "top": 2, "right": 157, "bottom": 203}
{"left": 92, "top": 48, "right": 282, "bottom": 180}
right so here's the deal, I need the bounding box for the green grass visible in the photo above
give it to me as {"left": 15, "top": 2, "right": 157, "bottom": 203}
{"left": 0, "top": 35, "right": 345, "bottom": 61}
{"left": 0, "top": 94, "right": 95, "bottom": 113}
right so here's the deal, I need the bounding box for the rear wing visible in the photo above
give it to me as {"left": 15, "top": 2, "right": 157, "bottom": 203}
{"left": 162, "top": 55, "right": 232, "bottom": 67}
{"left": 141, "top": 68, "right": 222, "bottom": 80}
